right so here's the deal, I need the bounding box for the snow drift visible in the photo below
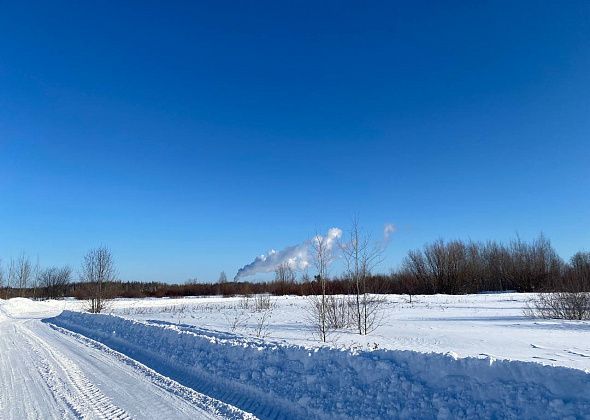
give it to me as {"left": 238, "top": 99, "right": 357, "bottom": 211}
{"left": 0, "top": 297, "right": 65, "bottom": 319}
{"left": 46, "top": 311, "right": 590, "bottom": 419}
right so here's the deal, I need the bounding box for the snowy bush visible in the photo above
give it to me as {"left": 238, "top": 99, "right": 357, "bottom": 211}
{"left": 526, "top": 292, "right": 590, "bottom": 320}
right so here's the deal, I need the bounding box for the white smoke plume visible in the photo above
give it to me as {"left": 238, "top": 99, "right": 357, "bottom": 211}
{"left": 312, "top": 227, "right": 343, "bottom": 251}
{"left": 234, "top": 227, "right": 342, "bottom": 280}
{"left": 383, "top": 223, "right": 396, "bottom": 243}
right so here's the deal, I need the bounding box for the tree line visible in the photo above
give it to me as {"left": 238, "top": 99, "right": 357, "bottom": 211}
{"left": 396, "top": 235, "right": 589, "bottom": 297}
{"left": 0, "top": 246, "right": 116, "bottom": 313}
{"left": 1, "top": 235, "right": 588, "bottom": 301}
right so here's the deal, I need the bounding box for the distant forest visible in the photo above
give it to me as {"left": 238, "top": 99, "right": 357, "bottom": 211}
{"left": 1, "top": 235, "right": 588, "bottom": 300}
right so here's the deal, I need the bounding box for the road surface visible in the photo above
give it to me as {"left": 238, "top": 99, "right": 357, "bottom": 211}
{"left": 0, "top": 304, "right": 250, "bottom": 420}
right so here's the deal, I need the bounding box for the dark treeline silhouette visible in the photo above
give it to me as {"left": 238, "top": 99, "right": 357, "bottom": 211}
{"left": 394, "top": 236, "right": 588, "bottom": 296}
{"left": 1, "top": 235, "right": 588, "bottom": 300}
{"left": 397, "top": 235, "right": 564, "bottom": 295}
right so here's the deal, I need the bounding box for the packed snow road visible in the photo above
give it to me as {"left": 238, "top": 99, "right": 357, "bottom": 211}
{"left": 0, "top": 303, "right": 253, "bottom": 420}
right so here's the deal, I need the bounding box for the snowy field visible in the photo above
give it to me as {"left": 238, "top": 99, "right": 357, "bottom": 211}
{"left": 102, "top": 293, "right": 590, "bottom": 371}
{"left": 2, "top": 293, "right": 590, "bottom": 419}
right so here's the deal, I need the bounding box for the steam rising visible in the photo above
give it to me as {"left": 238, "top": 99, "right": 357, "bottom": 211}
{"left": 234, "top": 225, "right": 394, "bottom": 280}
{"left": 312, "top": 227, "right": 343, "bottom": 251}
{"left": 234, "top": 227, "right": 343, "bottom": 280}
{"left": 383, "top": 223, "right": 396, "bottom": 243}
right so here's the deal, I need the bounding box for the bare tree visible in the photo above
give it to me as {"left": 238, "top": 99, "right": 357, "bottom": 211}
{"left": 217, "top": 271, "right": 228, "bottom": 295}
{"left": 39, "top": 266, "right": 72, "bottom": 299}
{"left": 185, "top": 277, "right": 199, "bottom": 285}
{"left": 325, "top": 294, "right": 351, "bottom": 329}
{"left": 218, "top": 271, "right": 228, "bottom": 284}
{"left": 526, "top": 291, "right": 590, "bottom": 320}
{"left": 570, "top": 252, "right": 590, "bottom": 290}
{"left": 80, "top": 246, "right": 117, "bottom": 313}
{"left": 300, "top": 270, "right": 311, "bottom": 283}
{"left": 340, "top": 219, "right": 385, "bottom": 335}
{"left": 6, "top": 258, "right": 16, "bottom": 297}
{"left": 0, "top": 258, "right": 4, "bottom": 299}
{"left": 31, "top": 256, "right": 40, "bottom": 300}
{"left": 274, "top": 262, "right": 296, "bottom": 283}
{"left": 249, "top": 294, "right": 275, "bottom": 338}
{"left": 14, "top": 253, "right": 32, "bottom": 297}
{"left": 398, "top": 235, "right": 563, "bottom": 295}
{"left": 252, "top": 308, "right": 273, "bottom": 338}
{"left": 507, "top": 234, "right": 563, "bottom": 292}
{"left": 396, "top": 268, "right": 418, "bottom": 304}
{"left": 307, "top": 229, "right": 339, "bottom": 342}
{"left": 253, "top": 293, "right": 274, "bottom": 311}
{"left": 526, "top": 252, "right": 590, "bottom": 320}
{"left": 224, "top": 307, "right": 249, "bottom": 333}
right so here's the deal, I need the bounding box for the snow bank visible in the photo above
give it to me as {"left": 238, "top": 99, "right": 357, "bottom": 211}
{"left": 0, "top": 300, "right": 6, "bottom": 322}
{"left": 0, "top": 298, "right": 65, "bottom": 319}
{"left": 46, "top": 311, "right": 590, "bottom": 419}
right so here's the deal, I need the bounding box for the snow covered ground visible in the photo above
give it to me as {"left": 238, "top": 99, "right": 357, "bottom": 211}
{"left": 0, "top": 298, "right": 253, "bottom": 419}
{"left": 104, "top": 293, "right": 590, "bottom": 371}
{"left": 1, "top": 293, "right": 590, "bottom": 419}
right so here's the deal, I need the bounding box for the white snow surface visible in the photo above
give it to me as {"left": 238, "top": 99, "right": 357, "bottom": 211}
{"left": 0, "top": 299, "right": 253, "bottom": 420}
{"left": 105, "top": 293, "right": 590, "bottom": 372}
{"left": 2, "top": 293, "right": 590, "bottom": 419}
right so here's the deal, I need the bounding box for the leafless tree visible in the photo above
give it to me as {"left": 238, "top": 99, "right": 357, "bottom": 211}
{"left": 225, "top": 308, "right": 249, "bottom": 333}
{"left": 398, "top": 235, "right": 563, "bottom": 295}
{"left": 80, "top": 246, "right": 117, "bottom": 313}
{"left": 340, "top": 219, "right": 386, "bottom": 335}
{"left": 526, "top": 252, "right": 590, "bottom": 320}
{"left": 218, "top": 271, "right": 228, "bottom": 284}
{"left": 307, "top": 230, "right": 338, "bottom": 342}
{"left": 274, "top": 262, "right": 296, "bottom": 283}
{"left": 325, "top": 295, "right": 351, "bottom": 329}
{"left": 271, "top": 262, "right": 297, "bottom": 295}
{"left": 401, "top": 249, "right": 430, "bottom": 294}
{"left": 6, "top": 258, "right": 15, "bottom": 297}
{"left": 31, "top": 256, "right": 41, "bottom": 300}
{"left": 570, "top": 252, "right": 590, "bottom": 290}
{"left": 252, "top": 308, "right": 273, "bottom": 338}
{"left": 247, "top": 294, "right": 275, "bottom": 338}
{"left": 216, "top": 270, "right": 228, "bottom": 295}
{"left": 13, "top": 253, "right": 33, "bottom": 297}
{"left": 300, "top": 270, "right": 311, "bottom": 283}
{"left": 526, "top": 291, "right": 590, "bottom": 320}
{"left": 0, "top": 258, "right": 5, "bottom": 299}
{"left": 506, "top": 234, "right": 563, "bottom": 292}
{"left": 184, "top": 276, "right": 199, "bottom": 286}
{"left": 395, "top": 268, "right": 418, "bottom": 303}
{"left": 39, "top": 266, "right": 72, "bottom": 299}
{"left": 253, "top": 293, "right": 274, "bottom": 311}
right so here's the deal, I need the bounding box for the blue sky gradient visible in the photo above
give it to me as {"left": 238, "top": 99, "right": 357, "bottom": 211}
{"left": 1, "top": 1, "right": 589, "bottom": 282}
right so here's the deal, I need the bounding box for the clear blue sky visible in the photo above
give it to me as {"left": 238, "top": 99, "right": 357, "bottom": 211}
{"left": 1, "top": 1, "right": 588, "bottom": 283}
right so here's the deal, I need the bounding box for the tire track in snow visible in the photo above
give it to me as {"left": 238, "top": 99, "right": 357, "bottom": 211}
{"left": 20, "top": 323, "right": 131, "bottom": 420}
{"left": 23, "top": 332, "right": 88, "bottom": 419}
{"left": 47, "top": 323, "right": 257, "bottom": 420}
{"left": 0, "top": 322, "right": 57, "bottom": 420}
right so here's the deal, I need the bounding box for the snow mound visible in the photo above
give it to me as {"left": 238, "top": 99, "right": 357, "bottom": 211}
{"left": 46, "top": 311, "right": 590, "bottom": 419}
{"left": 0, "top": 298, "right": 64, "bottom": 319}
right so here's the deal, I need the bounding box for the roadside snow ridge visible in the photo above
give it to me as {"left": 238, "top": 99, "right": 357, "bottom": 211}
{"left": 47, "top": 311, "right": 590, "bottom": 419}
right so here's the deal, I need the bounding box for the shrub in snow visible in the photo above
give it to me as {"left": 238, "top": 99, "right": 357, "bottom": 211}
{"left": 526, "top": 292, "right": 590, "bottom": 320}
